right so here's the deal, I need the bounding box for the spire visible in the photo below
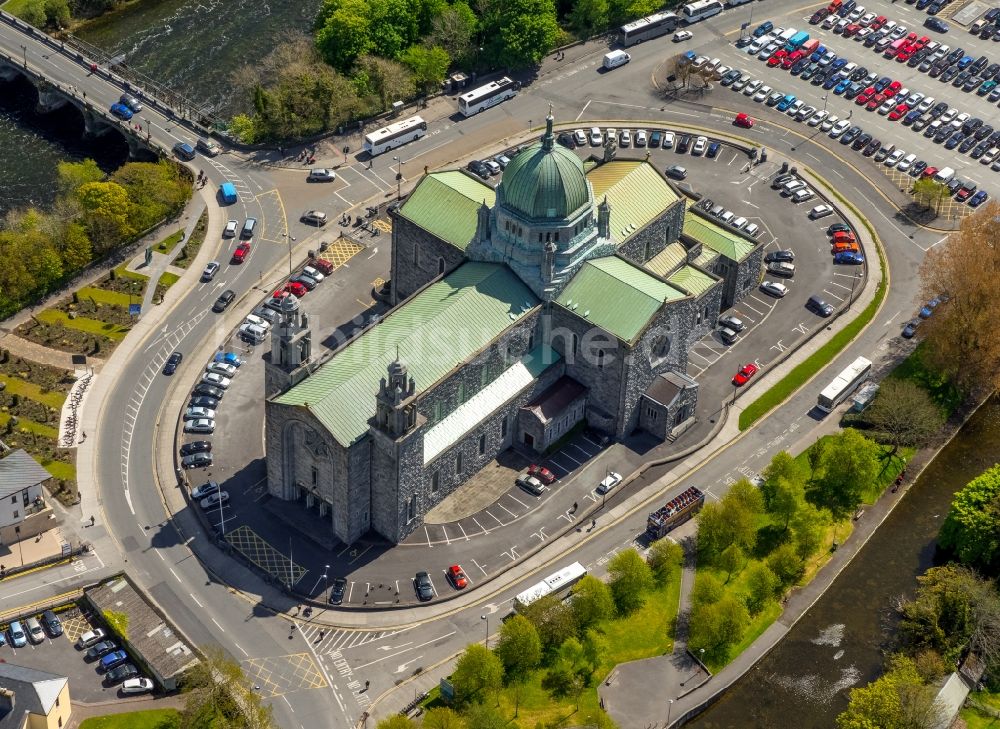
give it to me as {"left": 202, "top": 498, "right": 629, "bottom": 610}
{"left": 541, "top": 104, "right": 555, "bottom": 151}
{"left": 598, "top": 195, "right": 611, "bottom": 239}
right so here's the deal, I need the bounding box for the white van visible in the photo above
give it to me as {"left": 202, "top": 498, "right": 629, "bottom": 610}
{"left": 778, "top": 27, "right": 797, "bottom": 44}
{"left": 603, "top": 50, "right": 631, "bottom": 70}
{"left": 933, "top": 166, "right": 955, "bottom": 184}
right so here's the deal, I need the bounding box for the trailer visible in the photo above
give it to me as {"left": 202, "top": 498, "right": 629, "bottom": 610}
{"left": 646, "top": 486, "right": 705, "bottom": 539}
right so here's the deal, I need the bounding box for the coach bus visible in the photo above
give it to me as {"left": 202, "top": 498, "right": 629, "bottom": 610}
{"left": 681, "top": 0, "right": 724, "bottom": 23}
{"left": 458, "top": 77, "right": 520, "bottom": 117}
{"left": 362, "top": 115, "right": 427, "bottom": 157}
{"left": 620, "top": 11, "right": 680, "bottom": 46}
{"left": 513, "top": 561, "right": 587, "bottom": 611}
{"left": 817, "top": 356, "right": 873, "bottom": 413}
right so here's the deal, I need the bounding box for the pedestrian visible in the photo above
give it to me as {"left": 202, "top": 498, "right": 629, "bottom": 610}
{"left": 90, "top": 515, "right": 95, "bottom": 526}
{"left": 591, "top": 518, "right": 596, "bottom": 528}
{"left": 572, "top": 501, "right": 578, "bottom": 512}
{"left": 82, "top": 91, "right": 86, "bottom": 99}
{"left": 319, "top": 629, "right": 326, "bottom": 640}
{"left": 368, "top": 159, "right": 373, "bottom": 170}
{"left": 365, "top": 680, "right": 370, "bottom": 691}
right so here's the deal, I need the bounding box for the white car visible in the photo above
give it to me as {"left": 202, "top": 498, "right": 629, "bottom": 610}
{"left": 896, "top": 154, "right": 916, "bottom": 172}
{"left": 877, "top": 98, "right": 895, "bottom": 115}
{"left": 223, "top": 220, "right": 238, "bottom": 238}
{"left": 829, "top": 119, "right": 852, "bottom": 138}
{"left": 860, "top": 12, "right": 875, "bottom": 26}
{"left": 302, "top": 265, "right": 325, "bottom": 282}
{"left": 691, "top": 55, "right": 708, "bottom": 69}
{"left": 239, "top": 322, "right": 266, "bottom": 344}
{"left": 201, "top": 372, "right": 232, "bottom": 389}
{"left": 889, "top": 24, "right": 907, "bottom": 39}
{"left": 939, "top": 108, "right": 958, "bottom": 124}
{"left": 795, "top": 105, "right": 816, "bottom": 121}
{"left": 184, "top": 406, "right": 216, "bottom": 421}
{"left": 753, "top": 85, "right": 772, "bottom": 102}
{"left": 705, "top": 58, "right": 720, "bottom": 73}
{"left": 807, "top": 110, "right": 829, "bottom": 127}
{"left": 184, "top": 418, "right": 215, "bottom": 434}
{"left": 121, "top": 678, "right": 154, "bottom": 695}
{"left": 244, "top": 313, "right": 271, "bottom": 330}
{"left": 206, "top": 361, "right": 237, "bottom": 377}
{"left": 635, "top": 129, "right": 647, "bottom": 147}
{"left": 589, "top": 127, "right": 603, "bottom": 146}
{"left": 307, "top": 168, "right": 336, "bottom": 182}
{"left": 692, "top": 136, "right": 708, "bottom": 155}
{"left": 743, "top": 79, "right": 762, "bottom": 96}
{"left": 916, "top": 97, "right": 935, "bottom": 114}
{"left": 200, "top": 491, "right": 229, "bottom": 510}
{"left": 76, "top": 629, "right": 106, "bottom": 649}
{"left": 905, "top": 92, "right": 924, "bottom": 108}
{"left": 955, "top": 112, "right": 970, "bottom": 127}
{"left": 820, "top": 115, "right": 839, "bottom": 131}
{"left": 791, "top": 188, "right": 815, "bottom": 203}
{"left": 760, "top": 280, "right": 788, "bottom": 298}
{"left": 785, "top": 100, "right": 804, "bottom": 117}
{"left": 661, "top": 131, "right": 675, "bottom": 149}
{"left": 809, "top": 204, "right": 834, "bottom": 219}
{"left": 748, "top": 39, "right": 766, "bottom": 54}
{"left": 822, "top": 14, "right": 838, "bottom": 29}
{"left": 596, "top": 472, "right": 623, "bottom": 495}
{"left": 673, "top": 29, "right": 693, "bottom": 42}
{"left": 884, "top": 149, "right": 906, "bottom": 167}
{"left": 574, "top": 129, "right": 587, "bottom": 146}
{"left": 619, "top": 129, "right": 631, "bottom": 147}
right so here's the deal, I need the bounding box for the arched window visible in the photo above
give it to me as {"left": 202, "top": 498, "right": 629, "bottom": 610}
{"left": 438, "top": 258, "right": 445, "bottom": 274}
{"left": 650, "top": 335, "right": 671, "bottom": 366}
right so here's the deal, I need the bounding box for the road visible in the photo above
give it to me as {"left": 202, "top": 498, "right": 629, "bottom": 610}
{"left": 0, "top": 0, "right": 961, "bottom": 725}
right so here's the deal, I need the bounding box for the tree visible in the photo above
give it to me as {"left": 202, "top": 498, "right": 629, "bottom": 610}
{"left": 766, "top": 476, "right": 804, "bottom": 531}
{"left": 767, "top": 542, "right": 804, "bottom": 587}
{"left": 864, "top": 379, "right": 945, "bottom": 454}
{"left": 463, "top": 702, "right": 507, "bottom": 729}
{"left": 375, "top": 717, "right": 417, "bottom": 729}
{"left": 422, "top": 707, "right": 467, "bottom": 729}
{"left": 606, "top": 0, "right": 659, "bottom": 25}
{"left": 581, "top": 629, "right": 607, "bottom": 676}
{"left": 17, "top": 0, "right": 46, "bottom": 26}
{"left": 480, "top": 0, "right": 559, "bottom": 70}
{"left": 315, "top": 0, "right": 374, "bottom": 71}
{"left": 691, "top": 573, "right": 725, "bottom": 607}
{"left": 179, "top": 645, "right": 274, "bottom": 729}
{"left": 428, "top": 2, "right": 476, "bottom": 65}
{"left": 451, "top": 644, "right": 503, "bottom": 705}
{"left": 647, "top": 537, "right": 684, "bottom": 586}
{"left": 836, "top": 655, "right": 944, "bottom": 729}
{"left": 57, "top": 159, "right": 104, "bottom": 197}
{"left": 494, "top": 614, "right": 541, "bottom": 677}
{"left": 744, "top": 562, "right": 780, "bottom": 615}
{"left": 919, "top": 202, "right": 1000, "bottom": 394}
{"left": 813, "top": 429, "right": 882, "bottom": 517}
{"left": 43, "top": 0, "right": 70, "bottom": 27}
{"left": 75, "top": 181, "right": 135, "bottom": 245}
{"left": 519, "top": 594, "right": 577, "bottom": 653}
{"left": 354, "top": 55, "right": 414, "bottom": 110}
{"left": 697, "top": 479, "right": 762, "bottom": 560}
{"left": 571, "top": 574, "right": 616, "bottom": 629}
{"left": 688, "top": 594, "right": 749, "bottom": 663}
{"left": 607, "top": 548, "right": 654, "bottom": 615}
{"left": 717, "top": 544, "right": 745, "bottom": 584}
{"left": 912, "top": 176, "right": 951, "bottom": 215}
{"left": 400, "top": 44, "right": 450, "bottom": 94}
{"left": 790, "top": 501, "right": 830, "bottom": 561}
{"left": 569, "top": 0, "right": 608, "bottom": 37}
{"left": 939, "top": 465, "right": 1000, "bottom": 572}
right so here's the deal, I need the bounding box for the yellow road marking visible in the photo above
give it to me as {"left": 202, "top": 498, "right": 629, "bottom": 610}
{"left": 241, "top": 653, "right": 328, "bottom": 697}
{"left": 226, "top": 525, "right": 307, "bottom": 586}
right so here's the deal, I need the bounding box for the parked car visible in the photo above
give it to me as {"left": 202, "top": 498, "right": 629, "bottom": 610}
{"left": 527, "top": 464, "right": 557, "bottom": 484}
{"left": 180, "top": 441, "right": 212, "bottom": 457}
{"left": 206, "top": 361, "right": 237, "bottom": 377}
{"left": 834, "top": 251, "right": 865, "bottom": 264}
{"left": 8, "top": 621, "right": 27, "bottom": 648}
{"left": 732, "top": 363, "right": 759, "bottom": 386}
{"left": 807, "top": 295, "right": 835, "bottom": 317}
{"left": 809, "top": 204, "right": 834, "bottom": 219}
{"left": 193, "top": 383, "right": 225, "bottom": 400}
{"left": 516, "top": 474, "right": 545, "bottom": 495}
{"left": 596, "top": 472, "right": 623, "bottom": 495}
{"left": 100, "top": 650, "right": 130, "bottom": 673}
{"left": 328, "top": 576, "right": 348, "bottom": 605}
{"left": 86, "top": 640, "right": 117, "bottom": 661}
{"left": 184, "top": 406, "right": 216, "bottom": 421}
{"left": 665, "top": 165, "right": 688, "bottom": 180}
{"left": 199, "top": 491, "right": 229, "bottom": 510}
{"left": 120, "top": 677, "right": 155, "bottom": 695}
{"left": 184, "top": 418, "right": 215, "bottom": 434}
{"left": 76, "top": 628, "right": 107, "bottom": 649}
{"left": 902, "top": 319, "right": 920, "bottom": 338}
{"left": 764, "top": 249, "right": 795, "bottom": 263}
{"left": 181, "top": 452, "right": 213, "bottom": 469}
{"left": 718, "top": 314, "right": 745, "bottom": 332}
{"left": 25, "top": 617, "right": 44, "bottom": 644}
{"left": 760, "top": 280, "right": 789, "bottom": 297}
{"left": 104, "top": 664, "right": 139, "bottom": 686}
{"left": 40, "top": 610, "right": 62, "bottom": 637}
{"left": 447, "top": 565, "right": 469, "bottom": 589}
{"left": 414, "top": 571, "right": 434, "bottom": 601}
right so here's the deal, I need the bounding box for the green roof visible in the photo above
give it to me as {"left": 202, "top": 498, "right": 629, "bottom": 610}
{"left": 398, "top": 171, "right": 495, "bottom": 251}
{"left": 682, "top": 210, "right": 756, "bottom": 262}
{"left": 587, "top": 161, "right": 679, "bottom": 245}
{"left": 556, "top": 256, "right": 685, "bottom": 343}
{"left": 668, "top": 265, "right": 718, "bottom": 297}
{"left": 275, "top": 263, "right": 538, "bottom": 446}
{"left": 693, "top": 246, "right": 719, "bottom": 269}
{"left": 501, "top": 136, "right": 590, "bottom": 220}
{"left": 645, "top": 241, "right": 688, "bottom": 278}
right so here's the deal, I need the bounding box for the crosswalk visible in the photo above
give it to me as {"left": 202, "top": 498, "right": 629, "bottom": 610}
{"left": 298, "top": 622, "right": 405, "bottom": 655}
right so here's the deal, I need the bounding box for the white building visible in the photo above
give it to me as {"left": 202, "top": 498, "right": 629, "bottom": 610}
{"left": 0, "top": 450, "right": 51, "bottom": 546}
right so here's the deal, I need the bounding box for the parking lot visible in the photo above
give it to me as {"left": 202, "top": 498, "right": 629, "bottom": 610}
{"left": 0, "top": 605, "right": 149, "bottom": 701}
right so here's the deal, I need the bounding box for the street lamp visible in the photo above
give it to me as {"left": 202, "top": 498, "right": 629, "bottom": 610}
{"left": 667, "top": 699, "right": 675, "bottom": 725}
{"left": 481, "top": 614, "right": 489, "bottom": 648}
{"left": 19, "top": 44, "right": 26, "bottom": 68}
{"left": 393, "top": 156, "right": 404, "bottom": 199}
{"left": 323, "top": 564, "right": 330, "bottom": 602}
{"left": 283, "top": 231, "right": 294, "bottom": 276}
{"left": 822, "top": 94, "right": 829, "bottom": 111}
{"left": 143, "top": 117, "right": 151, "bottom": 142}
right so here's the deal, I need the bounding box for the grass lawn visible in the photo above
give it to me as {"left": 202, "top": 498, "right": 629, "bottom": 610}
{"left": 0, "top": 376, "right": 66, "bottom": 410}
{"left": 1, "top": 0, "right": 34, "bottom": 16}
{"left": 156, "top": 229, "right": 186, "bottom": 257}
{"left": 36, "top": 309, "right": 130, "bottom": 340}
{"left": 794, "top": 436, "right": 913, "bottom": 506}
{"left": 41, "top": 459, "right": 76, "bottom": 481}
{"left": 0, "top": 412, "right": 59, "bottom": 439}
{"left": 962, "top": 708, "right": 1000, "bottom": 729}
{"left": 173, "top": 211, "right": 207, "bottom": 270}
{"left": 79, "top": 708, "right": 180, "bottom": 729}
{"left": 887, "top": 342, "right": 962, "bottom": 415}
{"left": 76, "top": 286, "right": 134, "bottom": 308}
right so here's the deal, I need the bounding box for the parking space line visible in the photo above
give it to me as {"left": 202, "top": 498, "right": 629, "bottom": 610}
{"left": 457, "top": 521, "right": 469, "bottom": 540}
{"left": 507, "top": 492, "right": 528, "bottom": 509}
{"left": 486, "top": 509, "right": 504, "bottom": 525}
{"left": 441, "top": 526, "right": 451, "bottom": 546}
{"left": 823, "top": 289, "right": 846, "bottom": 301}
{"left": 557, "top": 450, "right": 583, "bottom": 467}
{"left": 471, "top": 517, "right": 488, "bottom": 535}
{"left": 472, "top": 558, "right": 487, "bottom": 576}
{"left": 497, "top": 502, "right": 517, "bottom": 518}
{"left": 740, "top": 300, "right": 765, "bottom": 316}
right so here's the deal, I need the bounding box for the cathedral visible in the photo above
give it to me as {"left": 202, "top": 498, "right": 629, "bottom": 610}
{"left": 262, "top": 114, "right": 763, "bottom": 545}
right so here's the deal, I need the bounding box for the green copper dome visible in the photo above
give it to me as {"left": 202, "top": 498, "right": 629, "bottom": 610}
{"left": 500, "top": 116, "right": 590, "bottom": 220}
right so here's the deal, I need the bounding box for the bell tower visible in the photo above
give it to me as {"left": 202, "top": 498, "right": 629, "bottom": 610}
{"left": 373, "top": 352, "right": 418, "bottom": 437}
{"left": 264, "top": 295, "right": 313, "bottom": 398}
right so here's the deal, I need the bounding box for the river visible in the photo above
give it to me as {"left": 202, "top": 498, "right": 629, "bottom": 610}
{"left": 688, "top": 398, "right": 1000, "bottom": 728}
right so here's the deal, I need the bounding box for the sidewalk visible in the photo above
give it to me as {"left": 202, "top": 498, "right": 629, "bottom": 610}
{"left": 130, "top": 198, "right": 207, "bottom": 313}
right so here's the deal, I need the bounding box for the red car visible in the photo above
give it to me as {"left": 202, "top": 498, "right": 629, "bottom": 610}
{"left": 885, "top": 80, "right": 902, "bottom": 97}
{"left": 284, "top": 281, "right": 307, "bottom": 298}
{"left": 922, "top": 166, "right": 939, "bottom": 179}
{"left": 232, "top": 241, "right": 250, "bottom": 263}
{"left": 832, "top": 230, "right": 857, "bottom": 243}
{"left": 732, "top": 363, "right": 759, "bottom": 387}
{"left": 528, "top": 464, "right": 557, "bottom": 485}
{"left": 914, "top": 35, "right": 930, "bottom": 50}
{"left": 310, "top": 258, "right": 334, "bottom": 275}
{"left": 782, "top": 50, "right": 805, "bottom": 69}
{"left": 734, "top": 112, "right": 754, "bottom": 128}
{"left": 870, "top": 15, "right": 887, "bottom": 30}
{"left": 447, "top": 565, "right": 468, "bottom": 590}
{"left": 866, "top": 94, "right": 885, "bottom": 111}
{"left": 767, "top": 49, "right": 788, "bottom": 67}
{"left": 888, "top": 103, "right": 910, "bottom": 121}
{"left": 843, "top": 23, "right": 861, "bottom": 37}
{"left": 896, "top": 48, "right": 912, "bottom": 62}
{"left": 855, "top": 88, "right": 874, "bottom": 105}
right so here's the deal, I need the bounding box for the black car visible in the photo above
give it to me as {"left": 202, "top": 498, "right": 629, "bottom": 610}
{"left": 290, "top": 274, "right": 317, "bottom": 291}
{"left": 828, "top": 222, "right": 851, "bottom": 234}
{"left": 806, "top": 296, "right": 835, "bottom": 317}
{"left": 850, "top": 66, "right": 868, "bottom": 82}
{"left": 852, "top": 132, "right": 872, "bottom": 151}
{"left": 720, "top": 69, "right": 741, "bottom": 86}
{"left": 180, "top": 441, "right": 212, "bottom": 457}
{"left": 676, "top": 134, "right": 691, "bottom": 153}
{"left": 963, "top": 76, "right": 981, "bottom": 92}
{"left": 929, "top": 101, "right": 948, "bottom": 117}
{"left": 971, "top": 141, "right": 991, "bottom": 158}
{"left": 947, "top": 48, "right": 965, "bottom": 64}
{"left": 944, "top": 133, "right": 964, "bottom": 150}
{"left": 86, "top": 640, "right": 117, "bottom": 661}
{"left": 41, "top": 610, "right": 62, "bottom": 637}
{"left": 556, "top": 131, "right": 576, "bottom": 149}
{"left": 181, "top": 452, "right": 213, "bottom": 470}
{"left": 924, "top": 17, "right": 949, "bottom": 33}
{"left": 946, "top": 178, "right": 963, "bottom": 194}
{"left": 414, "top": 571, "right": 434, "bottom": 601}
{"left": 791, "top": 57, "right": 810, "bottom": 75}
{"left": 928, "top": 63, "right": 945, "bottom": 78}
{"left": 959, "top": 136, "right": 977, "bottom": 153}
{"left": 189, "top": 396, "right": 219, "bottom": 409}
{"left": 328, "top": 577, "right": 348, "bottom": 605}
{"left": 193, "top": 383, "right": 224, "bottom": 400}
{"left": 764, "top": 250, "right": 795, "bottom": 263}
{"left": 863, "top": 139, "right": 881, "bottom": 156}
{"left": 163, "top": 352, "right": 183, "bottom": 375}
{"left": 841, "top": 126, "right": 863, "bottom": 145}
{"left": 212, "top": 290, "right": 235, "bottom": 313}
{"left": 104, "top": 664, "right": 139, "bottom": 686}
{"left": 941, "top": 67, "right": 959, "bottom": 82}
{"left": 911, "top": 160, "right": 928, "bottom": 176}
{"left": 963, "top": 117, "right": 984, "bottom": 134}
{"left": 934, "top": 126, "right": 953, "bottom": 143}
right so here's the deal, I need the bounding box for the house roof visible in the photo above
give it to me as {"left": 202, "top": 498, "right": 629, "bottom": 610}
{"left": 682, "top": 210, "right": 756, "bottom": 262}
{"left": 275, "top": 263, "right": 539, "bottom": 446}
{"left": 398, "top": 171, "right": 495, "bottom": 251}
{"left": 668, "top": 265, "right": 718, "bottom": 297}
{"left": 0, "top": 663, "right": 66, "bottom": 722}
{"left": 586, "top": 160, "right": 679, "bottom": 245}
{"left": 645, "top": 371, "right": 697, "bottom": 408}
{"left": 0, "top": 450, "right": 50, "bottom": 500}
{"left": 522, "top": 376, "right": 588, "bottom": 424}
{"left": 645, "top": 241, "right": 688, "bottom": 278}
{"left": 556, "top": 256, "right": 685, "bottom": 344}
{"left": 692, "top": 245, "right": 720, "bottom": 269}
{"left": 423, "top": 346, "right": 558, "bottom": 464}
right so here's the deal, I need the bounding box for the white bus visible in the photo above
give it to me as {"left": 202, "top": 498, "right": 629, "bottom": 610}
{"left": 620, "top": 11, "right": 680, "bottom": 46}
{"left": 458, "top": 77, "right": 520, "bottom": 117}
{"left": 362, "top": 115, "right": 427, "bottom": 156}
{"left": 681, "top": 0, "right": 724, "bottom": 23}
{"left": 513, "top": 561, "right": 587, "bottom": 611}
{"left": 817, "top": 356, "right": 873, "bottom": 413}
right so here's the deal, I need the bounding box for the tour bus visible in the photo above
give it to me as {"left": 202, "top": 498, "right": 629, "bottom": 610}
{"left": 458, "top": 77, "right": 520, "bottom": 117}
{"left": 646, "top": 487, "right": 705, "bottom": 539}
{"left": 513, "top": 562, "right": 587, "bottom": 612}
{"left": 817, "top": 356, "right": 873, "bottom": 413}
{"left": 362, "top": 115, "right": 427, "bottom": 157}
{"left": 681, "top": 0, "right": 724, "bottom": 24}
{"left": 620, "top": 11, "right": 680, "bottom": 46}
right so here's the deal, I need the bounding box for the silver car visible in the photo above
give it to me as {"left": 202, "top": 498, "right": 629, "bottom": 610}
{"left": 183, "top": 406, "right": 216, "bottom": 421}
{"left": 184, "top": 418, "right": 215, "bottom": 434}
{"left": 206, "top": 361, "right": 237, "bottom": 377}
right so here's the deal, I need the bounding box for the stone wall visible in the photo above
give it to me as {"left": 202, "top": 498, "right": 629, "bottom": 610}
{"left": 683, "top": 279, "right": 725, "bottom": 351}
{"left": 733, "top": 245, "right": 764, "bottom": 305}
{"left": 615, "top": 198, "right": 686, "bottom": 266}
{"left": 390, "top": 213, "right": 466, "bottom": 304}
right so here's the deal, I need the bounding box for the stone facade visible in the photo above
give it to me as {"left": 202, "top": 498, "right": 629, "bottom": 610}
{"left": 390, "top": 213, "right": 466, "bottom": 304}
{"left": 615, "top": 198, "right": 686, "bottom": 266}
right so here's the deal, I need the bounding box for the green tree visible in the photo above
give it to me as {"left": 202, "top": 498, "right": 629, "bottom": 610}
{"left": 912, "top": 176, "right": 951, "bottom": 215}
{"left": 463, "top": 703, "right": 507, "bottom": 729}
{"left": 571, "top": 574, "right": 616, "bottom": 629}
{"left": 581, "top": 629, "right": 607, "bottom": 676}
{"left": 494, "top": 614, "right": 541, "bottom": 677}
{"left": 744, "top": 562, "right": 780, "bottom": 615}
{"left": 355, "top": 55, "right": 414, "bottom": 110}
{"left": 767, "top": 543, "right": 804, "bottom": 587}
{"left": 43, "top": 0, "right": 70, "bottom": 27}
{"left": 315, "top": 0, "right": 374, "bottom": 71}
{"left": 763, "top": 451, "right": 808, "bottom": 495}
{"left": 717, "top": 543, "right": 745, "bottom": 584}
{"left": 451, "top": 644, "right": 503, "bottom": 705}
{"left": 59, "top": 222, "right": 93, "bottom": 274}
{"left": 113, "top": 161, "right": 191, "bottom": 235}
{"left": 400, "top": 44, "right": 450, "bottom": 94}
{"left": 179, "top": 644, "right": 274, "bottom": 729}
{"left": 790, "top": 501, "right": 830, "bottom": 561}
{"left": 229, "top": 113, "right": 261, "bottom": 143}
{"left": 17, "top": 0, "right": 46, "bottom": 26}
{"left": 569, "top": 0, "right": 608, "bottom": 37}
{"left": 814, "top": 429, "right": 882, "bottom": 517}
{"left": 863, "top": 379, "right": 945, "bottom": 454}
{"left": 375, "top": 717, "right": 417, "bottom": 729}
{"left": 765, "top": 476, "right": 804, "bottom": 531}
{"left": 647, "top": 537, "right": 684, "bottom": 586}
{"left": 519, "top": 594, "right": 577, "bottom": 653}
{"left": 607, "top": 548, "right": 654, "bottom": 615}
{"left": 56, "top": 158, "right": 105, "bottom": 197}
{"left": 428, "top": 2, "right": 476, "bottom": 65}
{"left": 422, "top": 707, "right": 467, "bottom": 729}
{"left": 691, "top": 572, "right": 724, "bottom": 607}
{"left": 606, "top": 0, "right": 660, "bottom": 25}
{"left": 836, "top": 655, "right": 943, "bottom": 729}
{"left": 480, "top": 0, "right": 559, "bottom": 70}
{"left": 697, "top": 479, "right": 762, "bottom": 561}
{"left": 939, "top": 465, "right": 1000, "bottom": 572}
{"left": 688, "top": 594, "right": 749, "bottom": 663}
{"left": 76, "top": 180, "right": 135, "bottom": 246}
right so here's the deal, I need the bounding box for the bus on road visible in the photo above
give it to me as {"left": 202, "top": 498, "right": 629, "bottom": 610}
{"left": 513, "top": 562, "right": 587, "bottom": 611}
{"left": 458, "top": 77, "right": 520, "bottom": 116}
{"left": 620, "top": 12, "right": 680, "bottom": 46}
{"left": 363, "top": 115, "right": 427, "bottom": 157}
{"left": 681, "top": 0, "right": 724, "bottom": 23}
{"left": 646, "top": 486, "right": 705, "bottom": 539}
{"left": 817, "top": 356, "right": 873, "bottom": 413}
